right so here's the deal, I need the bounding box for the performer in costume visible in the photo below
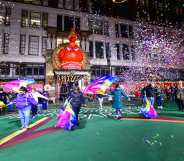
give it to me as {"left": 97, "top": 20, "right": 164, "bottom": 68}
{"left": 68, "top": 86, "right": 84, "bottom": 125}
{"left": 140, "top": 96, "right": 158, "bottom": 119}
{"left": 11, "top": 87, "right": 38, "bottom": 129}
{"left": 29, "top": 88, "right": 48, "bottom": 118}
{"left": 96, "top": 94, "right": 105, "bottom": 110}
{"left": 140, "top": 83, "right": 158, "bottom": 119}
{"left": 40, "top": 90, "right": 49, "bottom": 111}
{"left": 55, "top": 99, "right": 77, "bottom": 130}
{"left": 110, "top": 83, "right": 130, "bottom": 119}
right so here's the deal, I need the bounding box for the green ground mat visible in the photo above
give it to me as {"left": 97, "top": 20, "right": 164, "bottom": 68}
{"left": 0, "top": 101, "right": 183, "bottom": 139}
{"left": 1, "top": 117, "right": 184, "bottom": 161}
{"left": 1, "top": 101, "right": 184, "bottom": 161}
{"left": 0, "top": 114, "right": 51, "bottom": 139}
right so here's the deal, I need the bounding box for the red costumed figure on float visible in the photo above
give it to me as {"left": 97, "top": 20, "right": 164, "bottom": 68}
{"left": 58, "top": 31, "right": 85, "bottom": 70}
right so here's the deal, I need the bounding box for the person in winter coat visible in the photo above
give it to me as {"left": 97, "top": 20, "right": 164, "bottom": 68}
{"left": 144, "top": 83, "right": 156, "bottom": 106}
{"left": 176, "top": 81, "right": 184, "bottom": 111}
{"left": 12, "top": 86, "right": 38, "bottom": 129}
{"left": 96, "top": 94, "right": 104, "bottom": 110}
{"left": 68, "top": 86, "right": 84, "bottom": 125}
{"left": 110, "top": 83, "right": 129, "bottom": 119}
{"left": 30, "top": 88, "right": 48, "bottom": 118}
{"left": 0, "top": 88, "right": 8, "bottom": 112}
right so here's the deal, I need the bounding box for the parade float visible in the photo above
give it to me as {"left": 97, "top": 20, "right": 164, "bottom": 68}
{"left": 45, "top": 31, "right": 90, "bottom": 102}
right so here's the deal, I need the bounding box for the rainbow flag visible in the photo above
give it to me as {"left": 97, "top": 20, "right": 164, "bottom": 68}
{"left": 140, "top": 97, "right": 158, "bottom": 119}
{"left": 83, "top": 75, "right": 119, "bottom": 95}
{"left": 55, "top": 99, "right": 77, "bottom": 130}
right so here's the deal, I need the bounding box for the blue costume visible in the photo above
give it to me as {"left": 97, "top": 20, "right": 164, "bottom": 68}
{"left": 111, "top": 88, "right": 128, "bottom": 109}
{"left": 110, "top": 87, "right": 128, "bottom": 118}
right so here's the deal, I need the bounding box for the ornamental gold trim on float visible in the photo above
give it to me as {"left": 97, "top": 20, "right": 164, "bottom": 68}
{"left": 54, "top": 70, "right": 90, "bottom": 82}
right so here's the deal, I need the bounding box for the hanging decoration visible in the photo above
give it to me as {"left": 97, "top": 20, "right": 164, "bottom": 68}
{"left": 112, "top": 0, "right": 127, "bottom": 4}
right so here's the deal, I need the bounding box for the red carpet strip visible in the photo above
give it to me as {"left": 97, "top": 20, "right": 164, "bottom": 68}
{"left": 121, "top": 116, "right": 184, "bottom": 123}
{"left": 0, "top": 117, "right": 55, "bottom": 149}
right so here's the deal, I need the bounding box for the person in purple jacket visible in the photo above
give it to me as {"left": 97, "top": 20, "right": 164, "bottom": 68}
{"left": 13, "top": 86, "right": 38, "bottom": 129}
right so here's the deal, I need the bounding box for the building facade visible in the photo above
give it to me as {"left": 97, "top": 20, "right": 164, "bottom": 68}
{"left": 0, "top": 0, "right": 183, "bottom": 83}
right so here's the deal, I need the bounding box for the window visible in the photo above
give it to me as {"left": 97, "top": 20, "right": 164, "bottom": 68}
{"left": 91, "top": 66, "right": 110, "bottom": 77}
{"left": 64, "top": 16, "right": 80, "bottom": 32}
{"left": 0, "top": 5, "right": 4, "bottom": 25}
{"left": 58, "top": 0, "right": 63, "bottom": 8}
{"left": 120, "top": 24, "right": 128, "bottom": 38}
{"left": 0, "top": 6, "right": 11, "bottom": 25}
{"left": 122, "top": 44, "right": 130, "bottom": 60}
{"left": 57, "top": 15, "right": 63, "bottom": 31}
{"left": 42, "top": 12, "right": 48, "bottom": 28}
{"left": 21, "top": 10, "right": 48, "bottom": 28}
{"left": 0, "top": 33, "right": 3, "bottom": 54}
{"left": 88, "top": 19, "right": 94, "bottom": 33}
{"left": 30, "top": 11, "right": 41, "bottom": 28}
{"left": 48, "top": 0, "right": 58, "bottom": 7}
{"left": 88, "top": 19, "right": 109, "bottom": 36}
{"left": 19, "top": 35, "right": 26, "bottom": 55}
{"left": 74, "top": 0, "right": 79, "bottom": 11}
{"left": 64, "top": 16, "right": 74, "bottom": 31}
{"left": 15, "top": 64, "right": 26, "bottom": 76}
{"left": 116, "top": 23, "right": 133, "bottom": 38}
{"left": 4, "top": 7, "right": 11, "bottom": 25}
{"left": 39, "top": 67, "right": 44, "bottom": 75}
{"left": 129, "top": 25, "right": 133, "bottom": 38}
{"left": 115, "top": 24, "right": 119, "bottom": 38}
{"left": 42, "top": 37, "right": 47, "bottom": 55}
{"left": 131, "top": 45, "right": 135, "bottom": 61}
{"left": 116, "top": 44, "right": 121, "bottom": 60}
{"left": 64, "top": 0, "right": 73, "bottom": 10}
{"left": 94, "top": 20, "right": 103, "bottom": 35}
{"left": 75, "top": 17, "right": 80, "bottom": 31}
{"left": 105, "top": 43, "right": 111, "bottom": 58}
{"left": 104, "top": 21, "right": 109, "bottom": 36}
{"left": 3, "top": 33, "right": 9, "bottom": 54}
{"left": 21, "top": 10, "right": 29, "bottom": 27}
{"left": 89, "top": 41, "right": 93, "bottom": 58}
{"left": 29, "top": 36, "right": 39, "bottom": 55}
{"left": 59, "top": 0, "right": 79, "bottom": 10}
{"left": 15, "top": 64, "right": 44, "bottom": 76}
{"left": 34, "top": 68, "right": 39, "bottom": 75}
{"left": 0, "top": 64, "right": 10, "bottom": 75}
{"left": 0, "top": 33, "right": 9, "bottom": 54}
{"left": 26, "top": 67, "right": 33, "bottom": 75}
{"left": 95, "top": 41, "right": 104, "bottom": 59}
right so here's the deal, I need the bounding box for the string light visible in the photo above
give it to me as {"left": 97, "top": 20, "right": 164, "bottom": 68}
{"left": 112, "top": 0, "right": 127, "bottom": 4}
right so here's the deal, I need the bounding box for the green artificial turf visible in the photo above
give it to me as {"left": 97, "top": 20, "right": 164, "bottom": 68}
{"left": 0, "top": 117, "right": 20, "bottom": 139}
{"left": 1, "top": 101, "right": 184, "bottom": 161}
{"left": 1, "top": 117, "right": 184, "bottom": 161}
{"left": 0, "top": 114, "right": 50, "bottom": 139}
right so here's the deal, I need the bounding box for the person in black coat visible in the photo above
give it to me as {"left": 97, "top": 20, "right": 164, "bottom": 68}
{"left": 68, "top": 86, "right": 84, "bottom": 125}
{"left": 144, "top": 83, "right": 156, "bottom": 106}
{"left": 0, "top": 88, "right": 8, "bottom": 104}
